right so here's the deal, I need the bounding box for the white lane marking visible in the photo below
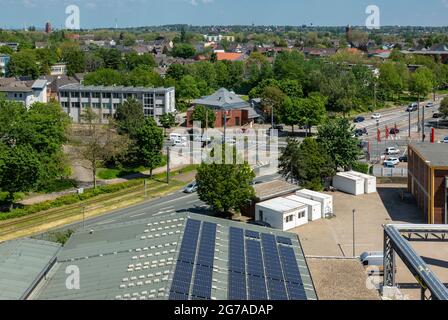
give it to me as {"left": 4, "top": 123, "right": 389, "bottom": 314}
{"left": 95, "top": 219, "right": 117, "bottom": 225}
{"left": 130, "top": 212, "right": 147, "bottom": 218}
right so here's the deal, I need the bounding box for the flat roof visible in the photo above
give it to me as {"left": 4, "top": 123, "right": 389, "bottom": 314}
{"left": 58, "top": 83, "right": 175, "bottom": 93}
{"left": 257, "top": 197, "right": 308, "bottom": 213}
{"left": 410, "top": 142, "right": 448, "bottom": 168}
{"left": 33, "top": 212, "right": 317, "bottom": 301}
{"left": 285, "top": 195, "right": 321, "bottom": 207}
{"left": 253, "top": 180, "right": 300, "bottom": 201}
{"left": 0, "top": 238, "right": 61, "bottom": 300}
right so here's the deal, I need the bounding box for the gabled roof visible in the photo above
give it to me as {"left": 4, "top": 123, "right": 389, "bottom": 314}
{"left": 193, "top": 88, "right": 250, "bottom": 110}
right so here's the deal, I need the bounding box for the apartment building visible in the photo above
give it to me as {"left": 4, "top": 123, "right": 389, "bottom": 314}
{"left": 58, "top": 84, "right": 176, "bottom": 123}
{"left": 0, "top": 79, "right": 47, "bottom": 107}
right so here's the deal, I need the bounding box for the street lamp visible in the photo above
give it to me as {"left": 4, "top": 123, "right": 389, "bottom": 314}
{"left": 353, "top": 209, "right": 356, "bottom": 257}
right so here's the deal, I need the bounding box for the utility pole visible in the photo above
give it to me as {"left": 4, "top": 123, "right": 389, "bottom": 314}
{"left": 144, "top": 179, "right": 148, "bottom": 198}
{"left": 417, "top": 95, "right": 421, "bottom": 133}
{"left": 82, "top": 206, "right": 86, "bottom": 229}
{"left": 408, "top": 110, "right": 411, "bottom": 138}
{"left": 422, "top": 104, "right": 426, "bottom": 142}
{"left": 166, "top": 146, "right": 171, "bottom": 184}
{"left": 353, "top": 209, "right": 356, "bottom": 257}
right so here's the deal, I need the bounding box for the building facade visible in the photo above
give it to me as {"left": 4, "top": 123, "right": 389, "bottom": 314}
{"left": 0, "top": 79, "right": 48, "bottom": 107}
{"left": 58, "top": 84, "right": 176, "bottom": 123}
{"left": 0, "top": 54, "right": 10, "bottom": 77}
{"left": 408, "top": 143, "right": 448, "bottom": 224}
{"left": 50, "top": 63, "right": 67, "bottom": 76}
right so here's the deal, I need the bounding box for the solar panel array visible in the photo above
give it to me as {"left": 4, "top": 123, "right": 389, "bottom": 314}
{"left": 169, "top": 218, "right": 308, "bottom": 301}
{"left": 228, "top": 227, "right": 307, "bottom": 300}
{"left": 169, "top": 219, "right": 217, "bottom": 300}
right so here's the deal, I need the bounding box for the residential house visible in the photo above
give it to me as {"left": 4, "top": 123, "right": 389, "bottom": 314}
{"left": 0, "top": 79, "right": 48, "bottom": 107}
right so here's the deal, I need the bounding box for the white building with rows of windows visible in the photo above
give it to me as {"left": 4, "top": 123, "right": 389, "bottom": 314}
{"left": 58, "top": 84, "right": 176, "bottom": 123}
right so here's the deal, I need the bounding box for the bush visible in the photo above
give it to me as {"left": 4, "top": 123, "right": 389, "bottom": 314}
{"left": 352, "top": 162, "right": 370, "bottom": 174}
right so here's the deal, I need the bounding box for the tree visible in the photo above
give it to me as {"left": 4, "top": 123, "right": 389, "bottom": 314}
{"left": 79, "top": 108, "right": 129, "bottom": 188}
{"left": 297, "top": 93, "right": 328, "bottom": 135}
{"left": 171, "top": 44, "right": 196, "bottom": 59}
{"left": 196, "top": 146, "right": 255, "bottom": 217}
{"left": 177, "top": 75, "right": 201, "bottom": 101}
{"left": 279, "top": 138, "right": 335, "bottom": 191}
{"left": 273, "top": 51, "right": 305, "bottom": 82}
{"left": 114, "top": 98, "right": 145, "bottom": 137}
{"left": 409, "top": 67, "right": 434, "bottom": 132}
{"left": 124, "top": 52, "right": 156, "bottom": 71}
{"left": 8, "top": 49, "right": 39, "bottom": 79}
{"left": 440, "top": 97, "right": 448, "bottom": 119}
{"left": 317, "top": 117, "right": 360, "bottom": 171}
{"left": 261, "top": 86, "right": 286, "bottom": 126}
{"left": 159, "top": 113, "right": 177, "bottom": 133}
{"left": 379, "top": 62, "right": 405, "bottom": 101}
{"left": 0, "top": 144, "right": 42, "bottom": 208}
{"left": 83, "top": 68, "right": 122, "bottom": 86}
{"left": 134, "top": 118, "right": 164, "bottom": 177}
{"left": 278, "top": 97, "right": 300, "bottom": 133}
{"left": 190, "top": 105, "right": 216, "bottom": 129}
{"left": 60, "top": 44, "right": 86, "bottom": 75}
{"left": 125, "top": 66, "right": 163, "bottom": 87}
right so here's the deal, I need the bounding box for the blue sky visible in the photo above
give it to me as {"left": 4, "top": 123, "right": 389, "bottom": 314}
{"left": 1, "top": 0, "right": 448, "bottom": 29}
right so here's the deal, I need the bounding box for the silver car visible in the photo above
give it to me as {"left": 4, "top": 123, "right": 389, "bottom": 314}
{"left": 184, "top": 181, "right": 198, "bottom": 193}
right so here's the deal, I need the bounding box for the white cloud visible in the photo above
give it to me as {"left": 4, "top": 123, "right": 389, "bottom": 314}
{"left": 188, "top": 0, "right": 214, "bottom": 6}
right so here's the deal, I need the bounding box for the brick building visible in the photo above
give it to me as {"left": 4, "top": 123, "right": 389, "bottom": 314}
{"left": 187, "top": 88, "right": 260, "bottom": 128}
{"left": 408, "top": 143, "right": 448, "bottom": 224}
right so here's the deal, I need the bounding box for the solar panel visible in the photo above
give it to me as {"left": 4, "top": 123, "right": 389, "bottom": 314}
{"left": 246, "top": 239, "right": 268, "bottom": 300}
{"left": 228, "top": 227, "right": 247, "bottom": 300}
{"left": 169, "top": 219, "right": 201, "bottom": 300}
{"left": 277, "top": 236, "right": 293, "bottom": 246}
{"left": 245, "top": 230, "right": 260, "bottom": 239}
{"left": 192, "top": 222, "right": 217, "bottom": 300}
{"left": 261, "top": 234, "right": 288, "bottom": 300}
{"left": 278, "top": 245, "right": 307, "bottom": 300}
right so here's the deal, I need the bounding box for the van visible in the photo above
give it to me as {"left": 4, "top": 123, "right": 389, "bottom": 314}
{"left": 170, "top": 133, "right": 187, "bottom": 142}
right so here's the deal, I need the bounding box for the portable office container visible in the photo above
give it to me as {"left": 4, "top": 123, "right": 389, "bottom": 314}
{"left": 346, "top": 171, "right": 377, "bottom": 194}
{"left": 255, "top": 197, "right": 309, "bottom": 231}
{"left": 295, "top": 189, "right": 334, "bottom": 217}
{"left": 333, "top": 172, "right": 365, "bottom": 196}
{"left": 285, "top": 195, "right": 322, "bottom": 221}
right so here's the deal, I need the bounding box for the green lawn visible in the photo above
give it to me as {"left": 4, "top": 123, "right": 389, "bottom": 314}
{"left": 97, "top": 156, "right": 168, "bottom": 180}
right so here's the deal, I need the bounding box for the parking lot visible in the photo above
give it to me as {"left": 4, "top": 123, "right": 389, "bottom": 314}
{"left": 292, "top": 185, "right": 448, "bottom": 300}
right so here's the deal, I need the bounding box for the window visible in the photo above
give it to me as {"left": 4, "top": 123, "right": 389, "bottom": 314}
{"left": 81, "top": 92, "right": 90, "bottom": 98}
{"left": 102, "top": 92, "right": 111, "bottom": 99}
{"left": 285, "top": 215, "right": 294, "bottom": 223}
{"left": 82, "top": 103, "right": 90, "bottom": 109}
{"left": 113, "top": 103, "right": 120, "bottom": 110}
{"left": 60, "top": 91, "right": 69, "bottom": 98}
{"left": 235, "top": 117, "right": 240, "bottom": 126}
{"left": 113, "top": 93, "right": 121, "bottom": 99}
{"left": 102, "top": 103, "right": 111, "bottom": 109}
{"left": 70, "top": 92, "right": 79, "bottom": 98}
{"left": 298, "top": 211, "right": 306, "bottom": 219}
{"left": 71, "top": 102, "right": 80, "bottom": 108}
{"left": 93, "top": 103, "right": 101, "bottom": 109}
{"left": 92, "top": 92, "right": 100, "bottom": 99}
{"left": 61, "top": 102, "right": 68, "bottom": 108}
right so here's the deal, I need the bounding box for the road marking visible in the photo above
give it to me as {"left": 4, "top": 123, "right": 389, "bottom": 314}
{"left": 95, "top": 219, "right": 117, "bottom": 225}
{"left": 130, "top": 212, "right": 147, "bottom": 218}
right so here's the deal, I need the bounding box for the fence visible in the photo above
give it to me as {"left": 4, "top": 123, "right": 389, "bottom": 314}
{"left": 372, "top": 166, "right": 408, "bottom": 177}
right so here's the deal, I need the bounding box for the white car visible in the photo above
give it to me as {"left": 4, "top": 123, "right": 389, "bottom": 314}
{"left": 172, "top": 139, "right": 187, "bottom": 147}
{"left": 444, "top": 136, "right": 448, "bottom": 144}
{"left": 384, "top": 158, "right": 400, "bottom": 167}
{"left": 386, "top": 147, "right": 400, "bottom": 155}
{"left": 371, "top": 113, "right": 381, "bottom": 119}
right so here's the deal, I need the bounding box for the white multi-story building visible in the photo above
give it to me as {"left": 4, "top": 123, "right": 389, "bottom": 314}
{"left": 58, "top": 84, "right": 176, "bottom": 123}
{"left": 0, "top": 79, "right": 47, "bottom": 107}
{"left": 50, "top": 63, "right": 68, "bottom": 76}
{"left": 203, "top": 34, "right": 235, "bottom": 43}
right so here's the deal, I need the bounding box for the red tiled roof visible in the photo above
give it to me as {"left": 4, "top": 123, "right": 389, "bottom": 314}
{"left": 216, "top": 52, "right": 244, "bottom": 61}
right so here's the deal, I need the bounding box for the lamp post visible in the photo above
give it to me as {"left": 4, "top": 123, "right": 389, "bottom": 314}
{"left": 376, "top": 119, "right": 380, "bottom": 161}
{"left": 353, "top": 209, "right": 356, "bottom": 257}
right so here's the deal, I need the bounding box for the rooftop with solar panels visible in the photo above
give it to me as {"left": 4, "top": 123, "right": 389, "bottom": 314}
{"left": 30, "top": 212, "right": 317, "bottom": 301}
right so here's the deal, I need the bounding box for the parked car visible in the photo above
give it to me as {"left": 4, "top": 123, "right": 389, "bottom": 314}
{"left": 183, "top": 181, "right": 198, "bottom": 193}
{"left": 389, "top": 128, "right": 400, "bottom": 135}
{"left": 406, "top": 103, "right": 418, "bottom": 112}
{"left": 426, "top": 102, "right": 435, "bottom": 108}
{"left": 433, "top": 112, "right": 443, "bottom": 119}
{"left": 170, "top": 133, "right": 187, "bottom": 142}
{"left": 399, "top": 155, "right": 408, "bottom": 162}
{"left": 385, "top": 147, "right": 400, "bottom": 155}
{"left": 444, "top": 136, "right": 448, "bottom": 144}
{"left": 172, "top": 139, "right": 187, "bottom": 147}
{"left": 354, "top": 128, "right": 368, "bottom": 137}
{"left": 354, "top": 116, "right": 365, "bottom": 123}
{"left": 384, "top": 157, "right": 400, "bottom": 167}
{"left": 371, "top": 113, "right": 381, "bottom": 119}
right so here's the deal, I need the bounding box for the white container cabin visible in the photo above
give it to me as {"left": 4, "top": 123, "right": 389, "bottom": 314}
{"left": 345, "top": 171, "right": 377, "bottom": 194}
{"left": 255, "top": 197, "right": 309, "bottom": 231}
{"left": 295, "top": 189, "right": 334, "bottom": 218}
{"left": 285, "top": 195, "right": 322, "bottom": 221}
{"left": 333, "top": 172, "right": 365, "bottom": 196}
